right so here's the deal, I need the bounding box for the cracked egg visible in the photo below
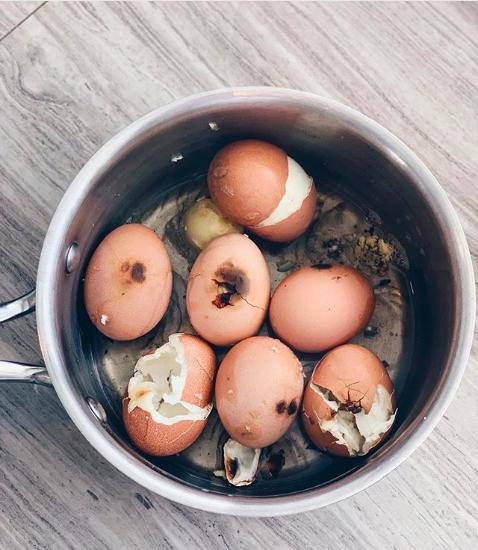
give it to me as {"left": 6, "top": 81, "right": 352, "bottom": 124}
{"left": 84, "top": 224, "right": 172, "bottom": 340}
{"left": 302, "top": 344, "right": 396, "bottom": 457}
{"left": 215, "top": 336, "right": 304, "bottom": 448}
{"left": 186, "top": 233, "right": 270, "bottom": 346}
{"left": 123, "top": 333, "right": 216, "bottom": 456}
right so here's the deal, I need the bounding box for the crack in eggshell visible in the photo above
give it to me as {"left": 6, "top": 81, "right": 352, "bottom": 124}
{"left": 310, "top": 382, "right": 396, "bottom": 456}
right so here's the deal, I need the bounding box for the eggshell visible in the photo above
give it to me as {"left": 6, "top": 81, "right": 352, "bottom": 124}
{"left": 270, "top": 265, "right": 374, "bottom": 352}
{"left": 123, "top": 333, "right": 216, "bottom": 456}
{"left": 215, "top": 336, "right": 304, "bottom": 448}
{"left": 302, "top": 344, "right": 396, "bottom": 457}
{"left": 84, "top": 224, "right": 173, "bottom": 341}
{"left": 208, "top": 140, "right": 317, "bottom": 242}
{"left": 186, "top": 233, "right": 270, "bottom": 346}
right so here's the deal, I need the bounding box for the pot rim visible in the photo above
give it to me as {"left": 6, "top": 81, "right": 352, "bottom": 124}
{"left": 36, "top": 87, "right": 475, "bottom": 516}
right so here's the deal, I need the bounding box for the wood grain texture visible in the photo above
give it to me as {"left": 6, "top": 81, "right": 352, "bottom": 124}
{"left": 0, "top": 1, "right": 43, "bottom": 38}
{"left": 0, "top": 1, "right": 477, "bottom": 549}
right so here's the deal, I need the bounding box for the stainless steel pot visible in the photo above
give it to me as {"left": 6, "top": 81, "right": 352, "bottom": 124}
{"left": 0, "top": 88, "right": 474, "bottom": 516}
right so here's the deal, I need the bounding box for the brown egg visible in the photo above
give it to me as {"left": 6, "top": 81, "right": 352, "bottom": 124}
{"left": 208, "top": 140, "right": 317, "bottom": 242}
{"left": 84, "top": 224, "right": 172, "bottom": 340}
{"left": 123, "top": 333, "right": 216, "bottom": 456}
{"left": 302, "top": 344, "right": 396, "bottom": 457}
{"left": 215, "top": 336, "right": 304, "bottom": 448}
{"left": 270, "top": 265, "right": 374, "bottom": 353}
{"left": 186, "top": 233, "right": 270, "bottom": 346}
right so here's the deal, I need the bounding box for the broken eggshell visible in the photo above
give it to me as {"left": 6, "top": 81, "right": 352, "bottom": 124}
{"left": 223, "top": 438, "right": 261, "bottom": 487}
{"left": 84, "top": 224, "right": 173, "bottom": 341}
{"left": 123, "top": 333, "right": 216, "bottom": 456}
{"left": 184, "top": 197, "right": 242, "bottom": 250}
{"left": 208, "top": 140, "right": 317, "bottom": 242}
{"left": 302, "top": 344, "right": 396, "bottom": 457}
{"left": 215, "top": 336, "right": 304, "bottom": 448}
{"left": 186, "top": 233, "right": 270, "bottom": 346}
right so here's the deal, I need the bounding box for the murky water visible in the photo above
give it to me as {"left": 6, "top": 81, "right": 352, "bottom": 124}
{"left": 89, "top": 174, "right": 414, "bottom": 492}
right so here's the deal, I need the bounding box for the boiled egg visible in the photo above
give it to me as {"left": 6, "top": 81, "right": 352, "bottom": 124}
{"left": 123, "top": 333, "right": 216, "bottom": 456}
{"left": 208, "top": 140, "right": 317, "bottom": 242}
{"left": 302, "top": 344, "right": 396, "bottom": 457}
{"left": 215, "top": 336, "right": 304, "bottom": 448}
{"left": 186, "top": 233, "right": 270, "bottom": 346}
{"left": 270, "top": 265, "right": 374, "bottom": 352}
{"left": 184, "top": 198, "right": 242, "bottom": 250}
{"left": 84, "top": 224, "right": 172, "bottom": 340}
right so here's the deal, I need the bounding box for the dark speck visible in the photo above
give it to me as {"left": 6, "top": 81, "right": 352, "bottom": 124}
{"left": 131, "top": 262, "right": 146, "bottom": 283}
{"left": 226, "top": 457, "right": 238, "bottom": 478}
{"left": 382, "top": 360, "right": 390, "bottom": 369}
{"left": 276, "top": 400, "right": 287, "bottom": 414}
{"left": 287, "top": 400, "right": 297, "bottom": 415}
{"left": 135, "top": 493, "right": 154, "bottom": 510}
{"left": 266, "top": 450, "right": 285, "bottom": 478}
{"left": 312, "top": 263, "right": 332, "bottom": 270}
{"left": 86, "top": 489, "right": 99, "bottom": 501}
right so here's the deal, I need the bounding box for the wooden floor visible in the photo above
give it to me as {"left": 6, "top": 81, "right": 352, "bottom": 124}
{"left": 0, "top": 2, "right": 477, "bottom": 549}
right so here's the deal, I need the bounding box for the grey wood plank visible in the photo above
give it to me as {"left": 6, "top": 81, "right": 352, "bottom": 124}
{"left": 0, "top": 2, "right": 477, "bottom": 549}
{"left": 0, "top": 1, "right": 44, "bottom": 39}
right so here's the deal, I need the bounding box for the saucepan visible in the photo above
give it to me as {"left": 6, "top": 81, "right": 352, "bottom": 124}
{"left": 0, "top": 88, "right": 474, "bottom": 516}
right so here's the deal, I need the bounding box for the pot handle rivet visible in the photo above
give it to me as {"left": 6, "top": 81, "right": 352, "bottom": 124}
{"left": 65, "top": 242, "right": 80, "bottom": 274}
{"left": 86, "top": 397, "right": 107, "bottom": 423}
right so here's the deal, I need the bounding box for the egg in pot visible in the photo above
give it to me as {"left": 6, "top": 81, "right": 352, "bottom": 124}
{"left": 302, "top": 344, "right": 396, "bottom": 457}
{"left": 123, "top": 333, "right": 216, "bottom": 456}
{"left": 208, "top": 140, "right": 317, "bottom": 242}
{"left": 215, "top": 336, "right": 304, "bottom": 448}
{"left": 184, "top": 197, "right": 242, "bottom": 250}
{"left": 84, "top": 224, "right": 172, "bottom": 341}
{"left": 270, "top": 265, "right": 374, "bottom": 352}
{"left": 186, "top": 233, "right": 270, "bottom": 346}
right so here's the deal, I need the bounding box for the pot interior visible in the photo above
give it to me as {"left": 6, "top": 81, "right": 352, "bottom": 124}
{"left": 56, "top": 95, "right": 456, "bottom": 497}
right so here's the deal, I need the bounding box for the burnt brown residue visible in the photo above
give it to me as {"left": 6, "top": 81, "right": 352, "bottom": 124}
{"left": 120, "top": 261, "right": 130, "bottom": 272}
{"left": 276, "top": 400, "right": 287, "bottom": 414}
{"left": 266, "top": 450, "right": 285, "bottom": 479}
{"left": 323, "top": 238, "right": 346, "bottom": 260}
{"left": 212, "top": 279, "right": 236, "bottom": 309}
{"left": 340, "top": 386, "right": 365, "bottom": 414}
{"left": 225, "top": 457, "right": 238, "bottom": 479}
{"left": 215, "top": 264, "right": 249, "bottom": 295}
{"left": 131, "top": 262, "right": 146, "bottom": 283}
{"left": 287, "top": 400, "right": 298, "bottom": 416}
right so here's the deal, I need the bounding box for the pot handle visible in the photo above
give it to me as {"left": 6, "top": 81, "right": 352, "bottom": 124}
{"left": 0, "top": 290, "right": 52, "bottom": 386}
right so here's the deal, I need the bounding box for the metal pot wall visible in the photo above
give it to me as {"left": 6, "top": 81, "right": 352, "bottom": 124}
{"left": 0, "top": 88, "right": 474, "bottom": 516}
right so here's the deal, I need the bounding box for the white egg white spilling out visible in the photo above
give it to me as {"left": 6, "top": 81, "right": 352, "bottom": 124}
{"left": 223, "top": 438, "right": 261, "bottom": 487}
{"left": 255, "top": 156, "right": 313, "bottom": 229}
{"left": 311, "top": 383, "right": 396, "bottom": 456}
{"left": 127, "top": 334, "right": 212, "bottom": 425}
